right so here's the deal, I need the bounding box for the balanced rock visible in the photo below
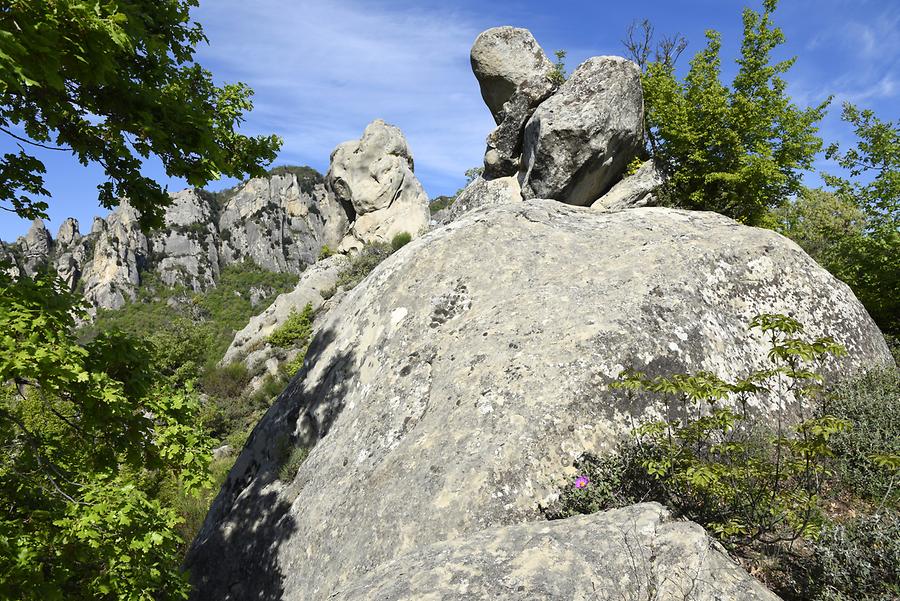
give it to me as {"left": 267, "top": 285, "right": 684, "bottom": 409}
{"left": 327, "top": 119, "right": 429, "bottom": 245}
{"left": 471, "top": 27, "right": 555, "bottom": 123}
{"left": 331, "top": 503, "right": 779, "bottom": 601}
{"left": 592, "top": 159, "right": 665, "bottom": 211}
{"left": 521, "top": 56, "right": 644, "bottom": 206}
{"left": 187, "top": 201, "right": 890, "bottom": 600}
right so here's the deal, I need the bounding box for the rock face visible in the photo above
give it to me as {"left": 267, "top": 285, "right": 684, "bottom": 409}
{"left": 327, "top": 119, "right": 430, "bottom": 246}
{"left": 470, "top": 27, "right": 555, "bottom": 123}
{"left": 332, "top": 503, "right": 780, "bottom": 601}
{"left": 149, "top": 189, "right": 221, "bottom": 291}
{"left": 221, "top": 254, "right": 349, "bottom": 369}
{"left": 79, "top": 203, "right": 148, "bottom": 310}
{"left": 217, "top": 171, "right": 348, "bottom": 274}
{"left": 592, "top": 159, "right": 665, "bottom": 211}
{"left": 440, "top": 175, "right": 522, "bottom": 224}
{"left": 520, "top": 57, "right": 645, "bottom": 205}
{"left": 187, "top": 201, "right": 891, "bottom": 600}
{"left": 467, "top": 27, "right": 645, "bottom": 209}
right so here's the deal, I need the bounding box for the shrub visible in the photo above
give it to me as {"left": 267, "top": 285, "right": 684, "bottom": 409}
{"left": 807, "top": 511, "right": 900, "bottom": 600}
{"left": 277, "top": 446, "right": 309, "bottom": 482}
{"left": 267, "top": 303, "right": 315, "bottom": 348}
{"left": 335, "top": 242, "right": 393, "bottom": 289}
{"left": 825, "top": 367, "right": 900, "bottom": 504}
{"left": 318, "top": 244, "right": 333, "bottom": 260}
{"left": 390, "top": 231, "right": 412, "bottom": 251}
{"left": 200, "top": 362, "right": 250, "bottom": 401}
{"left": 549, "top": 313, "right": 899, "bottom": 598}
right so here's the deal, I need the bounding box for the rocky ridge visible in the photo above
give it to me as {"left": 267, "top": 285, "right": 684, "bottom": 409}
{"left": 0, "top": 122, "right": 429, "bottom": 311}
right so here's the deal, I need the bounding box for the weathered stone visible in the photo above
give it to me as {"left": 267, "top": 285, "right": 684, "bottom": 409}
{"left": 187, "top": 201, "right": 890, "bottom": 600}
{"left": 483, "top": 77, "right": 556, "bottom": 179}
{"left": 521, "top": 57, "right": 644, "bottom": 206}
{"left": 220, "top": 254, "right": 350, "bottom": 367}
{"left": 55, "top": 218, "right": 81, "bottom": 248}
{"left": 471, "top": 27, "right": 555, "bottom": 123}
{"left": 218, "top": 173, "right": 348, "bottom": 274}
{"left": 593, "top": 159, "right": 665, "bottom": 211}
{"left": 17, "top": 219, "right": 52, "bottom": 275}
{"left": 440, "top": 175, "right": 522, "bottom": 224}
{"left": 332, "top": 503, "right": 780, "bottom": 601}
{"left": 327, "top": 120, "right": 429, "bottom": 245}
{"left": 79, "top": 202, "right": 147, "bottom": 310}
{"left": 149, "top": 189, "right": 220, "bottom": 291}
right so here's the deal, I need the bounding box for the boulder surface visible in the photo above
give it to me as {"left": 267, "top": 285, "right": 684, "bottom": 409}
{"left": 520, "top": 56, "right": 644, "bottom": 205}
{"left": 187, "top": 201, "right": 890, "bottom": 600}
{"left": 332, "top": 503, "right": 780, "bottom": 601}
{"left": 470, "top": 26, "right": 555, "bottom": 123}
{"left": 327, "top": 119, "right": 430, "bottom": 245}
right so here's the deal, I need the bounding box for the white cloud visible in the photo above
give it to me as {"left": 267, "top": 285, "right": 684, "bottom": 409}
{"left": 193, "top": 0, "right": 495, "bottom": 196}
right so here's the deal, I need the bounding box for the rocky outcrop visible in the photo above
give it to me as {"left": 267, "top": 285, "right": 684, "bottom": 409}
{"left": 217, "top": 172, "right": 348, "bottom": 274}
{"left": 467, "top": 27, "right": 646, "bottom": 209}
{"left": 520, "top": 57, "right": 644, "bottom": 205}
{"left": 221, "top": 254, "right": 349, "bottom": 370}
{"left": 187, "top": 201, "right": 891, "bottom": 600}
{"left": 331, "top": 503, "right": 780, "bottom": 601}
{"left": 470, "top": 27, "right": 555, "bottom": 123}
{"left": 483, "top": 77, "right": 556, "bottom": 179}
{"left": 592, "top": 159, "right": 665, "bottom": 211}
{"left": 149, "top": 189, "right": 220, "bottom": 290}
{"left": 79, "top": 202, "right": 148, "bottom": 310}
{"left": 327, "top": 120, "right": 430, "bottom": 246}
{"left": 18, "top": 220, "right": 52, "bottom": 275}
{"left": 440, "top": 175, "right": 522, "bottom": 223}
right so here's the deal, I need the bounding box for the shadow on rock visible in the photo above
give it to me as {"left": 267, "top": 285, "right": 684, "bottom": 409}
{"left": 186, "top": 325, "right": 357, "bottom": 600}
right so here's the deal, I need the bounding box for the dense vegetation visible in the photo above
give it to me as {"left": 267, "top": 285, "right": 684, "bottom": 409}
{"left": 0, "top": 0, "right": 281, "bottom": 597}
{"left": 628, "top": 0, "right": 898, "bottom": 336}
{"left": 549, "top": 314, "right": 899, "bottom": 600}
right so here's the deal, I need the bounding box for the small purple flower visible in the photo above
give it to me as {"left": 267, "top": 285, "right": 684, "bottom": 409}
{"left": 574, "top": 475, "right": 590, "bottom": 489}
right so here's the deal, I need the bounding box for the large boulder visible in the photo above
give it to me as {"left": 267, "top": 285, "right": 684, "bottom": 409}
{"left": 520, "top": 57, "right": 644, "bottom": 206}
{"left": 327, "top": 120, "right": 430, "bottom": 245}
{"left": 440, "top": 175, "right": 522, "bottom": 224}
{"left": 332, "top": 503, "right": 779, "bottom": 601}
{"left": 187, "top": 201, "right": 890, "bottom": 600}
{"left": 471, "top": 26, "right": 555, "bottom": 123}
{"left": 593, "top": 159, "right": 665, "bottom": 211}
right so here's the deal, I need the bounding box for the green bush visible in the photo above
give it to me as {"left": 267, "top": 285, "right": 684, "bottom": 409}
{"left": 277, "top": 446, "right": 309, "bottom": 482}
{"left": 267, "top": 303, "right": 315, "bottom": 348}
{"left": 318, "top": 244, "right": 333, "bottom": 260}
{"left": 390, "top": 231, "right": 412, "bottom": 251}
{"left": 200, "top": 362, "right": 250, "bottom": 401}
{"left": 825, "top": 367, "right": 900, "bottom": 504}
{"left": 807, "top": 511, "right": 900, "bottom": 600}
{"left": 335, "top": 242, "right": 393, "bottom": 289}
{"left": 550, "top": 313, "right": 899, "bottom": 598}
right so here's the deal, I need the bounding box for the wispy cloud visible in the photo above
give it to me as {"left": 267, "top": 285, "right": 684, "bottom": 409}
{"left": 193, "top": 0, "right": 495, "bottom": 196}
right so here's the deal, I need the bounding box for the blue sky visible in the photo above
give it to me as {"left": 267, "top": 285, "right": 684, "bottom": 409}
{"left": 1, "top": 0, "right": 897, "bottom": 241}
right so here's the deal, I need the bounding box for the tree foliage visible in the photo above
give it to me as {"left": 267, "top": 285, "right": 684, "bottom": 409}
{"left": 819, "top": 104, "right": 898, "bottom": 335}
{"left": 0, "top": 0, "right": 281, "bottom": 229}
{"left": 640, "top": 0, "right": 828, "bottom": 225}
{"left": 0, "top": 270, "right": 210, "bottom": 600}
